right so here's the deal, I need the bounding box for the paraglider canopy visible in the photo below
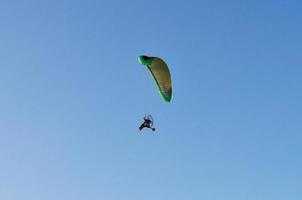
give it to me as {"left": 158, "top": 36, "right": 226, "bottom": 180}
{"left": 138, "top": 55, "right": 173, "bottom": 102}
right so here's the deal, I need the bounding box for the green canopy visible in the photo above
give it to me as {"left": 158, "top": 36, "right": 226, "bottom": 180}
{"left": 138, "top": 55, "right": 172, "bottom": 102}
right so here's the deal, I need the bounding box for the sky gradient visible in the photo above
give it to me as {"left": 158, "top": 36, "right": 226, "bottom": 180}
{"left": 0, "top": 0, "right": 301, "bottom": 199}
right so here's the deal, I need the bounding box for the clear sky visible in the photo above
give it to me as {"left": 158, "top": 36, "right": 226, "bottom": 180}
{"left": 0, "top": 0, "right": 301, "bottom": 199}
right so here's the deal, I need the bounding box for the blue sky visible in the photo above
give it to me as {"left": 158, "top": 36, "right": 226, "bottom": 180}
{"left": 0, "top": 0, "right": 301, "bottom": 199}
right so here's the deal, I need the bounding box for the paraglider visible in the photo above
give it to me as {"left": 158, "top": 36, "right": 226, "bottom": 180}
{"left": 139, "top": 115, "right": 155, "bottom": 131}
{"left": 138, "top": 55, "right": 172, "bottom": 132}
